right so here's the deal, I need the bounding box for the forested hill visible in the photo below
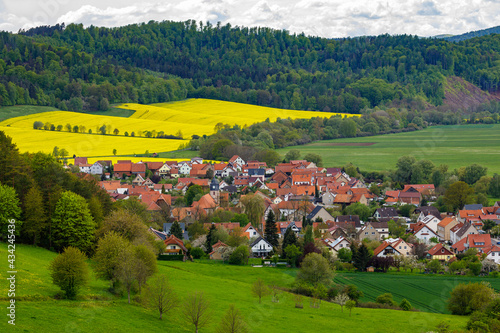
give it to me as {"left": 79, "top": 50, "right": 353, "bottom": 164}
{"left": 3, "top": 20, "right": 500, "bottom": 113}
{"left": 444, "top": 25, "right": 500, "bottom": 43}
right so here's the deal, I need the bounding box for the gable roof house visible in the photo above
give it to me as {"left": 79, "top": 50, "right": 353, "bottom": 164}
{"left": 450, "top": 222, "right": 478, "bottom": 244}
{"left": 427, "top": 243, "right": 455, "bottom": 262}
{"left": 209, "top": 240, "right": 230, "bottom": 260}
{"left": 163, "top": 235, "right": 188, "bottom": 256}
{"left": 321, "top": 236, "right": 351, "bottom": 256}
{"left": 419, "top": 214, "right": 442, "bottom": 233}
{"left": 374, "top": 207, "right": 399, "bottom": 221}
{"left": 357, "top": 222, "right": 389, "bottom": 241}
{"left": 307, "top": 206, "right": 335, "bottom": 223}
{"left": 409, "top": 222, "right": 440, "bottom": 244}
{"left": 373, "top": 238, "right": 412, "bottom": 257}
{"left": 451, "top": 234, "right": 492, "bottom": 254}
{"left": 485, "top": 245, "right": 500, "bottom": 264}
{"left": 250, "top": 237, "right": 273, "bottom": 257}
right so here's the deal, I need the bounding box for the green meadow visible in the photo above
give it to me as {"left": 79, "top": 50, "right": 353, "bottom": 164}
{"left": 0, "top": 244, "right": 468, "bottom": 332}
{"left": 277, "top": 124, "right": 500, "bottom": 174}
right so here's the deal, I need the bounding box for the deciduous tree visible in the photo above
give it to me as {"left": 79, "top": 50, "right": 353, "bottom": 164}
{"left": 216, "top": 304, "right": 248, "bottom": 333}
{"left": 184, "top": 291, "right": 212, "bottom": 333}
{"left": 143, "top": 275, "right": 177, "bottom": 320}
{"left": 49, "top": 246, "right": 89, "bottom": 299}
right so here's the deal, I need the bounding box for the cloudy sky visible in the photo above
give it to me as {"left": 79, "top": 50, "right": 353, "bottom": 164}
{"left": 1, "top": 0, "right": 500, "bottom": 38}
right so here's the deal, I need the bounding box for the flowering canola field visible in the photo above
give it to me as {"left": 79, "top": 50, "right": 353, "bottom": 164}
{"left": 0, "top": 98, "right": 358, "bottom": 158}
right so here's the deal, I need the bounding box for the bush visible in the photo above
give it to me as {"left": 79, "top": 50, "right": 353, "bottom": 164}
{"left": 191, "top": 247, "right": 205, "bottom": 259}
{"left": 447, "top": 282, "right": 496, "bottom": 315}
{"left": 49, "top": 247, "right": 89, "bottom": 299}
{"left": 229, "top": 245, "right": 249, "bottom": 265}
{"left": 376, "top": 293, "right": 397, "bottom": 306}
{"left": 344, "top": 285, "right": 363, "bottom": 303}
{"left": 399, "top": 299, "right": 412, "bottom": 311}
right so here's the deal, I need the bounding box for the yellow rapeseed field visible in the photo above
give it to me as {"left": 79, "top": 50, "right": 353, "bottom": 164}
{"left": 1, "top": 98, "right": 359, "bottom": 157}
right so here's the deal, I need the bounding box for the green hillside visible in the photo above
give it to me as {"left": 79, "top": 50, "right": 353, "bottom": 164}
{"left": 0, "top": 244, "right": 467, "bottom": 333}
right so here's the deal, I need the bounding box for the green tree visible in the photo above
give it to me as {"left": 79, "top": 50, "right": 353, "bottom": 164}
{"left": 169, "top": 221, "right": 184, "bottom": 239}
{"left": 282, "top": 226, "right": 298, "bottom": 254}
{"left": 345, "top": 202, "right": 372, "bottom": 222}
{"left": 264, "top": 210, "right": 279, "bottom": 248}
{"left": 23, "top": 186, "right": 47, "bottom": 245}
{"left": 229, "top": 245, "right": 250, "bottom": 265}
{"left": 241, "top": 193, "right": 265, "bottom": 228}
{"left": 394, "top": 155, "right": 417, "bottom": 184}
{"left": 284, "top": 244, "right": 302, "bottom": 267}
{"left": 337, "top": 248, "right": 352, "bottom": 263}
{"left": 113, "top": 149, "right": 117, "bottom": 156}
{"left": 388, "top": 219, "right": 406, "bottom": 237}
{"left": 426, "top": 259, "right": 443, "bottom": 273}
{"left": 49, "top": 246, "right": 89, "bottom": 299}
{"left": 0, "top": 183, "right": 22, "bottom": 238}
{"left": 489, "top": 173, "right": 500, "bottom": 197}
{"left": 284, "top": 149, "right": 301, "bottom": 162}
{"left": 400, "top": 299, "right": 412, "bottom": 311}
{"left": 51, "top": 191, "right": 95, "bottom": 253}
{"left": 186, "top": 184, "right": 203, "bottom": 206}
{"left": 444, "top": 181, "right": 475, "bottom": 211}
{"left": 346, "top": 300, "right": 356, "bottom": 316}
{"left": 205, "top": 224, "right": 216, "bottom": 254}
{"left": 483, "top": 220, "right": 496, "bottom": 233}
{"left": 462, "top": 164, "right": 487, "bottom": 185}
{"left": 216, "top": 304, "right": 248, "bottom": 333}
{"left": 304, "top": 153, "right": 323, "bottom": 167}
{"left": 296, "top": 252, "right": 333, "bottom": 286}
{"left": 448, "top": 282, "right": 496, "bottom": 315}
{"left": 376, "top": 293, "right": 397, "bottom": 306}
{"left": 353, "top": 243, "right": 372, "bottom": 271}
{"left": 134, "top": 244, "right": 158, "bottom": 293}
{"left": 339, "top": 118, "right": 357, "bottom": 138}
{"left": 304, "top": 225, "right": 314, "bottom": 246}
{"left": 93, "top": 231, "right": 128, "bottom": 286}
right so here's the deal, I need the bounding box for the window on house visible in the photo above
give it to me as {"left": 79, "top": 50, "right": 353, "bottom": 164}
{"left": 372, "top": 232, "right": 375, "bottom": 235}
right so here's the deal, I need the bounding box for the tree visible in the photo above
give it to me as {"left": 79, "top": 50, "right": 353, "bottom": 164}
{"left": 251, "top": 278, "right": 269, "bottom": 304}
{"left": 353, "top": 243, "right": 372, "bottom": 271}
{"left": 169, "top": 221, "right": 184, "bottom": 239}
{"left": 426, "top": 259, "right": 443, "bottom": 273}
{"left": 229, "top": 245, "right": 249, "bottom": 265}
{"left": 0, "top": 184, "right": 22, "bottom": 238}
{"left": 49, "top": 246, "right": 89, "bottom": 299}
{"left": 345, "top": 202, "right": 372, "bottom": 221}
{"left": 462, "top": 164, "right": 487, "bottom": 185}
{"left": 186, "top": 184, "right": 203, "bottom": 206}
{"left": 133, "top": 244, "right": 158, "bottom": 293}
{"left": 97, "top": 208, "right": 147, "bottom": 242}
{"left": 297, "top": 253, "right": 333, "bottom": 286}
{"left": 483, "top": 220, "right": 496, "bottom": 233}
{"left": 376, "top": 293, "right": 397, "bottom": 306}
{"left": 304, "top": 153, "right": 323, "bottom": 167}
{"left": 388, "top": 219, "right": 406, "bottom": 238}
{"left": 303, "top": 225, "right": 314, "bottom": 246}
{"left": 23, "top": 186, "right": 47, "bottom": 245}
{"left": 339, "top": 118, "right": 357, "bottom": 138}
{"left": 264, "top": 210, "right": 279, "bottom": 248}
{"left": 93, "top": 231, "right": 129, "bottom": 286}
{"left": 59, "top": 148, "right": 68, "bottom": 159}
{"left": 337, "top": 248, "right": 352, "bottom": 263}
{"left": 113, "top": 149, "right": 117, "bottom": 156}
{"left": 282, "top": 227, "right": 298, "bottom": 255}
{"left": 284, "top": 244, "right": 302, "bottom": 267}
{"left": 240, "top": 194, "right": 265, "bottom": 228}
{"left": 394, "top": 155, "right": 417, "bottom": 184}
{"left": 113, "top": 128, "right": 119, "bottom": 135}
{"left": 116, "top": 243, "right": 137, "bottom": 304}
{"left": 447, "top": 282, "right": 496, "bottom": 315}
{"left": 400, "top": 299, "right": 412, "bottom": 311}
{"left": 217, "top": 304, "right": 248, "bottom": 333}
{"left": 205, "top": 224, "right": 216, "bottom": 254}
{"left": 346, "top": 300, "right": 356, "bottom": 316}
{"left": 184, "top": 291, "right": 212, "bottom": 333}
{"left": 284, "top": 149, "right": 301, "bottom": 162}
{"left": 52, "top": 191, "right": 95, "bottom": 253}
{"left": 334, "top": 293, "right": 350, "bottom": 312}
{"left": 143, "top": 275, "right": 177, "bottom": 320}
{"left": 444, "top": 181, "right": 474, "bottom": 211}
{"left": 489, "top": 173, "right": 500, "bottom": 197}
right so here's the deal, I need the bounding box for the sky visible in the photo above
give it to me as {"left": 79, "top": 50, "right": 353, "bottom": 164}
{"left": 1, "top": 0, "right": 500, "bottom": 38}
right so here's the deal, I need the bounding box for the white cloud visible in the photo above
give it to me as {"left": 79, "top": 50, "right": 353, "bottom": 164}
{"left": 0, "top": 0, "right": 500, "bottom": 38}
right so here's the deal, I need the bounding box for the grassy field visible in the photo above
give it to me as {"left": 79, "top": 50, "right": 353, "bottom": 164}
{"left": 0, "top": 105, "right": 60, "bottom": 122}
{"left": 334, "top": 272, "right": 500, "bottom": 314}
{"left": 0, "top": 244, "right": 467, "bottom": 333}
{"left": 277, "top": 124, "right": 500, "bottom": 174}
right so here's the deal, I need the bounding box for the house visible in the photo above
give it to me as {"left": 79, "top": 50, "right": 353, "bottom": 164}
{"left": 373, "top": 238, "right": 412, "bottom": 257}
{"left": 415, "top": 206, "right": 442, "bottom": 220}
{"left": 178, "top": 162, "right": 192, "bottom": 175}
{"left": 250, "top": 237, "right": 273, "bottom": 257}
{"left": 74, "top": 157, "right": 88, "bottom": 166}
{"left": 419, "top": 214, "right": 442, "bottom": 233}
{"left": 437, "top": 217, "right": 460, "bottom": 241}
{"left": 307, "top": 206, "right": 335, "bottom": 222}
{"left": 90, "top": 161, "right": 104, "bottom": 175}
{"left": 322, "top": 236, "right": 351, "bottom": 256}
{"left": 450, "top": 222, "right": 478, "bottom": 244}
{"left": 451, "top": 234, "right": 492, "bottom": 254}
{"left": 146, "top": 162, "right": 164, "bottom": 176}
{"left": 149, "top": 227, "right": 168, "bottom": 241}
{"left": 132, "top": 174, "right": 146, "bottom": 186}
{"left": 158, "top": 163, "right": 172, "bottom": 177}
{"left": 403, "top": 184, "right": 435, "bottom": 196}
{"left": 409, "top": 222, "right": 440, "bottom": 244}
{"left": 458, "top": 209, "right": 484, "bottom": 223}
{"left": 228, "top": 155, "right": 245, "bottom": 167}
{"left": 374, "top": 207, "right": 399, "bottom": 220}
{"left": 243, "top": 223, "right": 260, "bottom": 239}
{"left": 209, "top": 240, "right": 229, "bottom": 260}
{"left": 131, "top": 163, "right": 146, "bottom": 177}
{"left": 427, "top": 243, "right": 455, "bottom": 262}
{"left": 484, "top": 245, "right": 500, "bottom": 264}
{"left": 163, "top": 235, "right": 188, "bottom": 255}
{"left": 357, "top": 222, "right": 389, "bottom": 241}
{"left": 336, "top": 215, "right": 362, "bottom": 229}
{"left": 79, "top": 163, "right": 92, "bottom": 174}
{"left": 321, "top": 191, "right": 335, "bottom": 206}
{"left": 163, "top": 222, "right": 188, "bottom": 240}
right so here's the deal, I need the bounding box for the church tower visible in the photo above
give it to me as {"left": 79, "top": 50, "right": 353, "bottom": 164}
{"left": 209, "top": 178, "right": 220, "bottom": 205}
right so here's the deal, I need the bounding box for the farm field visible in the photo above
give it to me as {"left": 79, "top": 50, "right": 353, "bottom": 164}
{"left": 0, "top": 99, "right": 354, "bottom": 159}
{"left": 277, "top": 124, "right": 500, "bottom": 174}
{"left": 334, "top": 272, "right": 500, "bottom": 314}
{"left": 0, "top": 244, "right": 467, "bottom": 333}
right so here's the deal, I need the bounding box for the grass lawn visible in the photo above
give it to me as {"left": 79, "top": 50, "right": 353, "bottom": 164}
{"left": 0, "top": 105, "right": 58, "bottom": 122}
{"left": 277, "top": 124, "right": 500, "bottom": 174}
{"left": 0, "top": 244, "right": 468, "bottom": 332}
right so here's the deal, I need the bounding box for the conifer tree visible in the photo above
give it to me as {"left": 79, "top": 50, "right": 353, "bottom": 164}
{"left": 169, "top": 221, "right": 184, "bottom": 239}
{"left": 264, "top": 210, "right": 279, "bottom": 248}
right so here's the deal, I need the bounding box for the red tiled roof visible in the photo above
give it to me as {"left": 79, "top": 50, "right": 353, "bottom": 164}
{"left": 428, "top": 243, "right": 454, "bottom": 256}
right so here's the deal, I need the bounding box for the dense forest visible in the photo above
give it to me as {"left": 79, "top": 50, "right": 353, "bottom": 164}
{"left": 1, "top": 20, "right": 500, "bottom": 114}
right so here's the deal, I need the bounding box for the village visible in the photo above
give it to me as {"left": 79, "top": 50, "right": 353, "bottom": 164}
{"left": 72, "top": 155, "right": 500, "bottom": 272}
